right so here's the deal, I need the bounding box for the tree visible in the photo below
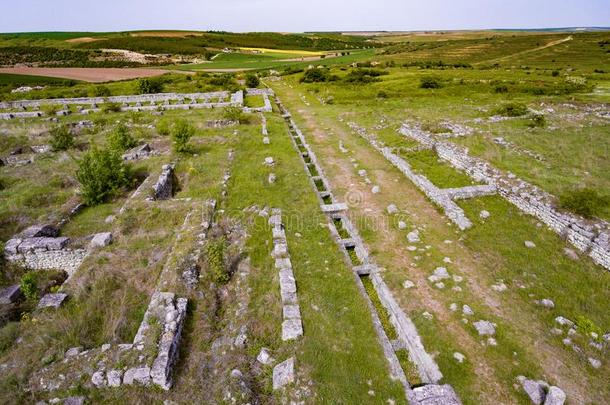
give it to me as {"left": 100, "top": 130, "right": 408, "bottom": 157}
{"left": 107, "top": 123, "right": 136, "bottom": 152}
{"left": 223, "top": 106, "right": 248, "bottom": 124}
{"left": 420, "top": 77, "right": 442, "bottom": 89}
{"left": 76, "top": 147, "right": 132, "bottom": 205}
{"left": 171, "top": 119, "right": 195, "bottom": 153}
{"left": 49, "top": 125, "right": 74, "bottom": 151}
{"left": 245, "top": 74, "right": 260, "bottom": 88}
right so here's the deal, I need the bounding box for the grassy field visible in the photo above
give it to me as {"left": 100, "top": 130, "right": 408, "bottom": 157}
{"left": 0, "top": 30, "right": 609, "bottom": 404}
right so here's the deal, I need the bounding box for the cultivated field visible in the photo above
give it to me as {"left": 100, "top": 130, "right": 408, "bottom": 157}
{"left": 0, "top": 29, "right": 608, "bottom": 405}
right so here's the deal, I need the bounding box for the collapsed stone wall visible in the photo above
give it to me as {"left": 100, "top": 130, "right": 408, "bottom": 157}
{"left": 7, "top": 249, "right": 88, "bottom": 278}
{"left": 268, "top": 209, "right": 304, "bottom": 341}
{"left": 400, "top": 124, "right": 610, "bottom": 271}
{"left": 243, "top": 88, "right": 274, "bottom": 113}
{"left": 347, "top": 122, "right": 497, "bottom": 231}
{"left": 0, "top": 91, "right": 245, "bottom": 120}
{"left": 150, "top": 164, "right": 175, "bottom": 200}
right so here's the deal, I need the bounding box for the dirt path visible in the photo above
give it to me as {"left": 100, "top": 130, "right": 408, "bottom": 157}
{"left": 0, "top": 67, "right": 171, "bottom": 82}
{"left": 476, "top": 35, "right": 573, "bottom": 65}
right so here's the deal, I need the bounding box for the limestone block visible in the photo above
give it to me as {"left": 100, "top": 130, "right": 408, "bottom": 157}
{"left": 272, "top": 357, "right": 295, "bottom": 389}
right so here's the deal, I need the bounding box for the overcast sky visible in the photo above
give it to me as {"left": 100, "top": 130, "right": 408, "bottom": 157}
{"left": 2, "top": 0, "right": 609, "bottom": 33}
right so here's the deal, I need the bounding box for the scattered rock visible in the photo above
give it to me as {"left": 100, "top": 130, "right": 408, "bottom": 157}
{"left": 544, "top": 386, "right": 566, "bottom": 405}
{"left": 555, "top": 316, "right": 574, "bottom": 327}
{"left": 462, "top": 305, "right": 474, "bottom": 316}
{"left": 402, "top": 280, "right": 415, "bottom": 289}
{"left": 257, "top": 348, "right": 274, "bottom": 365}
{"left": 521, "top": 378, "right": 545, "bottom": 404}
{"left": 535, "top": 299, "right": 555, "bottom": 309}
{"left": 65, "top": 347, "right": 82, "bottom": 358}
{"left": 479, "top": 210, "right": 490, "bottom": 219}
{"left": 264, "top": 157, "right": 274, "bottom": 166}
{"left": 398, "top": 221, "right": 407, "bottom": 230}
{"left": 268, "top": 173, "right": 277, "bottom": 184}
{"left": 524, "top": 241, "right": 536, "bottom": 248}
{"left": 407, "top": 230, "right": 420, "bottom": 243}
{"left": 107, "top": 370, "right": 123, "bottom": 387}
{"left": 371, "top": 185, "right": 380, "bottom": 194}
{"left": 422, "top": 311, "right": 433, "bottom": 320}
{"left": 0, "top": 284, "right": 22, "bottom": 304}
{"left": 588, "top": 357, "right": 601, "bottom": 369}
{"left": 491, "top": 281, "right": 508, "bottom": 292}
{"left": 563, "top": 248, "right": 579, "bottom": 261}
{"left": 90, "top": 232, "right": 113, "bottom": 248}
{"left": 262, "top": 137, "right": 270, "bottom": 145}
{"left": 453, "top": 352, "right": 465, "bottom": 363}
{"left": 92, "top": 370, "right": 106, "bottom": 387}
{"left": 386, "top": 204, "right": 398, "bottom": 214}
{"left": 473, "top": 320, "right": 496, "bottom": 336}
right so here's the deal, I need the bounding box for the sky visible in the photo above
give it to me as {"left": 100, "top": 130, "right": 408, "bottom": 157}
{"left": 2, "top": 0, "right": 609, "bottom": 33}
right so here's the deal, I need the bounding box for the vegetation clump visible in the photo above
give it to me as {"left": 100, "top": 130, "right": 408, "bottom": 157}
{"left": 419, "top": 76, "right": 442, "bottom": 89}
{"left": 245, "top": 73, "right": 260, "bottom": 88}
{"left": 20, "top": 272, "right": 38, "bottom": 300}
{"left": 76, "top": 147, "right": 132, "bottom": 205}
{"left": 559, "top": 188, "right": 608, "bottom": 219}
{"left": 300, "top": 68, "right": 336, "bottom": 83}
{"left": 223, "top": 106, "right": 248, "bottom": 124}
{"left": 101, "top": 102, "right": 121, "bottom": 113}
{"left": 136, "top": 77, "right": 163, "bottom": 94}
{"left": 207, "top": 237, "right": 228, "bottom": 283}
{"left": 495, "top": 102, "right": 528, "bottom": 117}
{"left": 107, "top": 123, "right": 137, "bottom": 152}
{"left": 171, "top": 119, "right": 195, "bottom": 153}
{"left": 528, "top": 113, "right": 546, "bottom": 128}
{"left": 49, "top": 125, "right": 74, "bottom": 151}
{"left": 343, "top": 68, "right": 388, "bottom": 83}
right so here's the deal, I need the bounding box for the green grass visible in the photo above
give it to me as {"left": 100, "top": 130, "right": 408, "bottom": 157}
{"left": 400, "top": 149, "right": 478, "bottom": 189}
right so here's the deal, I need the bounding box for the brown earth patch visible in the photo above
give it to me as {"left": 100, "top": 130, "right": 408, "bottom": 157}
{"left": 0, "top": 67, "right": 171, "bottom": 83}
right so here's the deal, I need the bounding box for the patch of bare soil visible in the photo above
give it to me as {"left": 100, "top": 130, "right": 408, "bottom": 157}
{"left": 0, "top": 67, "right": 171, "bottom": 83}
{"left": 65, "top": 37, "right": 104, "bottom": 44}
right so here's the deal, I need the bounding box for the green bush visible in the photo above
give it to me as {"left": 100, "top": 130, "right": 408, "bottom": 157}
{"left": 223, "top": 106, "right": 248, "bottom": 124}
{"left": 559, "top": 188, "right": 608, "bottom": 219}
{"left": 207, "top": 237, "right": 228, "bottom": 283}
{"left": 20, "top": 272, "right": 38, "bottom": 300}
{"left": 551, "top": 70, "right": 560, "bottom": 77}
{"left": 41, "top": 104, "right": 61, "bottom": 116}
{"left": 101, "top": 102, "right": 121, "bottom": 113}
{"left": 528, "top": 113, "right": 546, "bottom": 128}
{"left": 171, "top": 119, "right": 195, "bottom": 153}
{"left": 495, "top": 102, "right": 528, "bottom": 117}
{"left": 76, "top": 147, "right": 132, "bottom": 205}
{"left": 245, "top": 73, "right": 260, "bottom": 88}
{"left": 92, "top": 85, "right": 111, "bottom": 97}
{"left": 420, "top": 77, "right": 442, "bottom": 89}
{"left": 49, "top": 125, "right": 74, "bottom": 151}
{"left": 377, "top": 91, "right": 388, "bottom": 99}
{"left": 136, "top": 78, "right": 163, "bottom": 94}
{"left": 156, "top": 118, "right": 171, "bottom": 136}
{"left": 343, "top": 68, "right": 388, "bottom": 83}
{"left": 107, "top": 123, "right": 136, "bottom": 152}
{"left": 300, "top": 68, "right": 333, "bottom": 83}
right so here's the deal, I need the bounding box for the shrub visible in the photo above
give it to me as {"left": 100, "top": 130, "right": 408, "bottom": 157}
{"left": 20, "top": 272, "right": 38, "bottom": 300}
{"left": 136, "top": 78, "right": 163, "bottom": 94}
{"left": 528, "top": 113, "right": 546, "bottom": 128}
{"left": 420, "top": 77, "right": 442, "bottom": 89}
{"left": 207, "top": 237, "right": 228, "bottom": 283}
{"left": 156, "top": 118, "right": 171, "bottom": 136}
{"left": 343, "top": 68, "right": 388, "bottom": 83}
{"left": 49, "top": 125, "right": 74, "bottom": 151}
{"left": 494, "top": 85, "right": 509, "bottom": 93}
{"left": 495, "top": 102, "right": 528, "bottom": 117}
{"left": 76, "top": 147, "right": 132, "bottom": 205}
{"left": 92, "top": 85, "right": 111, "bottom": 97}
{"left": 101, "top": 102, "right": 121, "bottom": 113}
{"left": 245, "top": 74, "right": 260, "bottom": 88}
{"left": 41, "top": 104, "right": 61, "bottom": 116}
{"left": 223, "top": 106, "right": 248, "bottom": 124}
{"left": 300, "top": 68, "right": 331, "bottom": 83}
{"left": 107, "top": 123, "right": 136, "bottom": 152}
{"left": 559, "top": 188, "right": 608, "bottom": 219}
{"left": 552, "top": 70, "right": 560, "bottom": 77}
{"left": 377, "top": 91, "right": 388, "bottom": 99}
{"left": 171, "top": 119, "right": 195, "bottom": 153}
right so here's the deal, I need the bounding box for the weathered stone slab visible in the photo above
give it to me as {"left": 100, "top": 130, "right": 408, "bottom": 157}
{"left": 282, "top": 319, "right": 303, "bottom": 341}
{"left": 18, "top": 224, "right": 59, "bottom": 238}
{"left": 90, "top": 232, "right": 113, "bottom": 248}
{"left": 272, "top": 357, "right": 295, "bottom": 389}
{"left": 0, "top": 284, "right": 22, "bottom": 304}
{"left": 122, "top": 144, "right": 152, "bottom": 161}
{"left": 123, "top": 366, "right": 151, "bottom": 386}
{"left": 412, "top": 384, "right": 462, "bottom": 404}
{"left": 17, "top": 237, "right": 70, "bottom": 253}
{"left": 283, "top": 304, "right": 301, "bottom": 319}
{"left": 37, "top": 293, "right": 68, "bottom": 309}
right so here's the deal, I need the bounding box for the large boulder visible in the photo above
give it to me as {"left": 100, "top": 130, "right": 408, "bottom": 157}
{"left": 18, "top": 224, "right": 59, "bottom": 239}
